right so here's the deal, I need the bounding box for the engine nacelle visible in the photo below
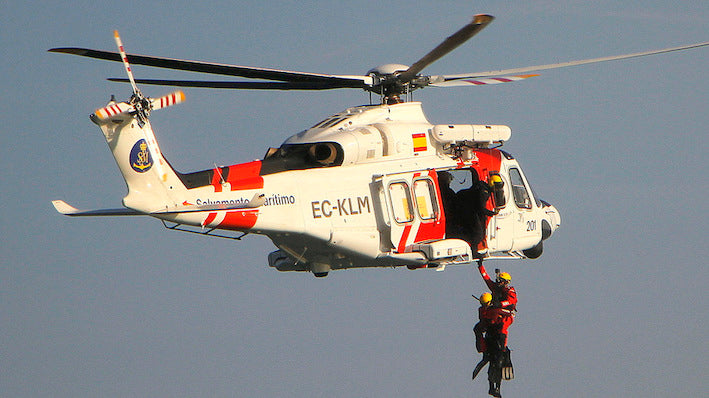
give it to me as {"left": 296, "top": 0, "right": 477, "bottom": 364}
{"left": 337, "top": 126, "right": 386, "bottom": 165}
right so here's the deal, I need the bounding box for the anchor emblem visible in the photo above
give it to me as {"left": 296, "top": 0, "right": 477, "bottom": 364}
{"left": 130, "top": 139, "right": 152, "bottom": 172}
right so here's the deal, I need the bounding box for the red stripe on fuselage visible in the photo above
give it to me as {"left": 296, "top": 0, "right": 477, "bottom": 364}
{"left": 211, "top": 160, "right": 265, "bottom": 192}
{"left": 471, "top": 148, "right": 503, "bottom": 178}
{"left": 203, "top": 212, "right": 218, "bottom": 227}
{"left": 218, "top": 209, "right": 259, "bottom": 231}
{"left": 414, "top": 221, "right": 445, "bottom": 242}
{"left": 398, "top": 224, "right": 412, "bottom": 253}
{"left": 226, "top": 161, "right": 263, "bottom": 189}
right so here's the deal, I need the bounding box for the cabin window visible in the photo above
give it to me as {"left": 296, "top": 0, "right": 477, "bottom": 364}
{"left": 413, "top": 179, "right": 438, "bottom": 220}
{"left": 509, "top": 168, "right": 532, "bottom": 209}
{"left": 388, "top": 181, "right": 414, "bottom": 224}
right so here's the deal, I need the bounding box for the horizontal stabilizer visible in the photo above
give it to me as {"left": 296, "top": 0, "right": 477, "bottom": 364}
{"left": 52, "top": 200, "right": 143, "bottom": 216}
{"left": 153, "top": 193, "right": 265, "bottom": 214}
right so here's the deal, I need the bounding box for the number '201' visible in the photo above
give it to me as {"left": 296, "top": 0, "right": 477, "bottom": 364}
{"left": 526, "top": 220, "right": 537, "bottom": 231}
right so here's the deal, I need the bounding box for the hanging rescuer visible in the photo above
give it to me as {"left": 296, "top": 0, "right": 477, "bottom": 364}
{"left": 472, "top": 290, "right": 515, "bottom": 397}
{"left": 474, "top": 292, "right": 497, "bottom": 353}
{"left": 477, "top": 260, "right": 517, "bottom": 346}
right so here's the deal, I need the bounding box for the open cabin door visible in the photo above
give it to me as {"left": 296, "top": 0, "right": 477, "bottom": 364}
{"left": 381, "top": 170, "right": 446, "bottom": 253}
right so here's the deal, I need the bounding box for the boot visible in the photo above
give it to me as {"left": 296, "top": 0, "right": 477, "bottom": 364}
{"left": 488, "top": 381, "right": 501, "bottom": 398}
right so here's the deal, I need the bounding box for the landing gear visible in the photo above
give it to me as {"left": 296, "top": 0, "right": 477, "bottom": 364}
{"left": 313, "top": 272, "right": 328, "bottom": 278}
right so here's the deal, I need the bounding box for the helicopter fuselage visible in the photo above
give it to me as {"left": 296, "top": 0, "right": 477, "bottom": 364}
{"left": 117, "top": 101, "right": 561, "bottom": 276}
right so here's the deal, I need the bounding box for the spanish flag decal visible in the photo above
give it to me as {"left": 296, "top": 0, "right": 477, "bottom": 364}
{"left": 412, "top": 133, "right": 427, "bottom": 152}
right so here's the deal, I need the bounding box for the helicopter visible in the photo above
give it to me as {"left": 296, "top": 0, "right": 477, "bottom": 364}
{"left": 51, "top": 15, "right": 708, "bottom": 277}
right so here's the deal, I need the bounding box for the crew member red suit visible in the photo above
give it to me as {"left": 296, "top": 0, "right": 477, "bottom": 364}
{"left": 474, "top": 300, "right": 506, "bottom": 353}
{"left": 477, "top": 261, "right": 517, "bottom": 346}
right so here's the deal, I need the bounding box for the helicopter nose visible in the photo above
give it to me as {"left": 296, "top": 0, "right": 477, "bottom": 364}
{"left": 540, "top": 200, "right": 561, "bottom": 240}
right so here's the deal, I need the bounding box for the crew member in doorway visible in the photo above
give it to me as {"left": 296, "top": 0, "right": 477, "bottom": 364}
{"left": 488, "top": 174, "right": 505, "bottom": 208}
{"left": 456, "top": 169, "right": 496, "bottom": 253}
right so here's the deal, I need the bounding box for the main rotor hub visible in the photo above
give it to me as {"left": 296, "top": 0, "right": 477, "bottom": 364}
{"left": 367, "top": 64, "right": 410, "bottom": 76}
{"left": 367, "top": 64, "right": 415, "bottom": 103}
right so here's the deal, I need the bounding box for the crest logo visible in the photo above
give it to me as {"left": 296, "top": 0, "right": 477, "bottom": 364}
{"left": 130, "top": 139, "right": 152, "bottom": 172}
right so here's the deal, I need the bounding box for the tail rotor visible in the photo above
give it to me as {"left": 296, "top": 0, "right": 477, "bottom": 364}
{"left": 103, "top": 30, "right": 185, "bottom": 182}
{"left": 92, "top": 90, "right": 185, "bottom": 122}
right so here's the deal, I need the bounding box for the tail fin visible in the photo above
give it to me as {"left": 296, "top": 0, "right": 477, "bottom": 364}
{"left": 91, "top": 98, "right": 185, "bottom": 213}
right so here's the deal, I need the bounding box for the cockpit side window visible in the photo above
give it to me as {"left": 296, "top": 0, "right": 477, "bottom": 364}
{"left": 509, "top": 168, "right": 532, "bottom": 209}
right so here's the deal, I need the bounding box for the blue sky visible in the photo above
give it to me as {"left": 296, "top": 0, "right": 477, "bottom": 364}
{"left": 2, "top": 1, "right": 707, "bottom": 397}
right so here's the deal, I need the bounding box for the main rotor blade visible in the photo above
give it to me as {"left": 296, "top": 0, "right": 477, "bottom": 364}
{"left": 398, "top": 14, "right": 494, "bottom": 83}
{"left": 49, "top": 47, "right": 371, "bottom": 85}
{"left": 108, "top": 78, "right": 366, "bottom": 90}
{"left": 438, "top": 41, "right": 709, "bottom": 81}
{"left": 429, "top": 74, "right": 539, "bottom": 87}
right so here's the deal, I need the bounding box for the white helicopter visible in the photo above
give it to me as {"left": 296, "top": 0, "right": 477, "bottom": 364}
{"left": 51, "top": 15, "right": 708, "bottom": 277}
